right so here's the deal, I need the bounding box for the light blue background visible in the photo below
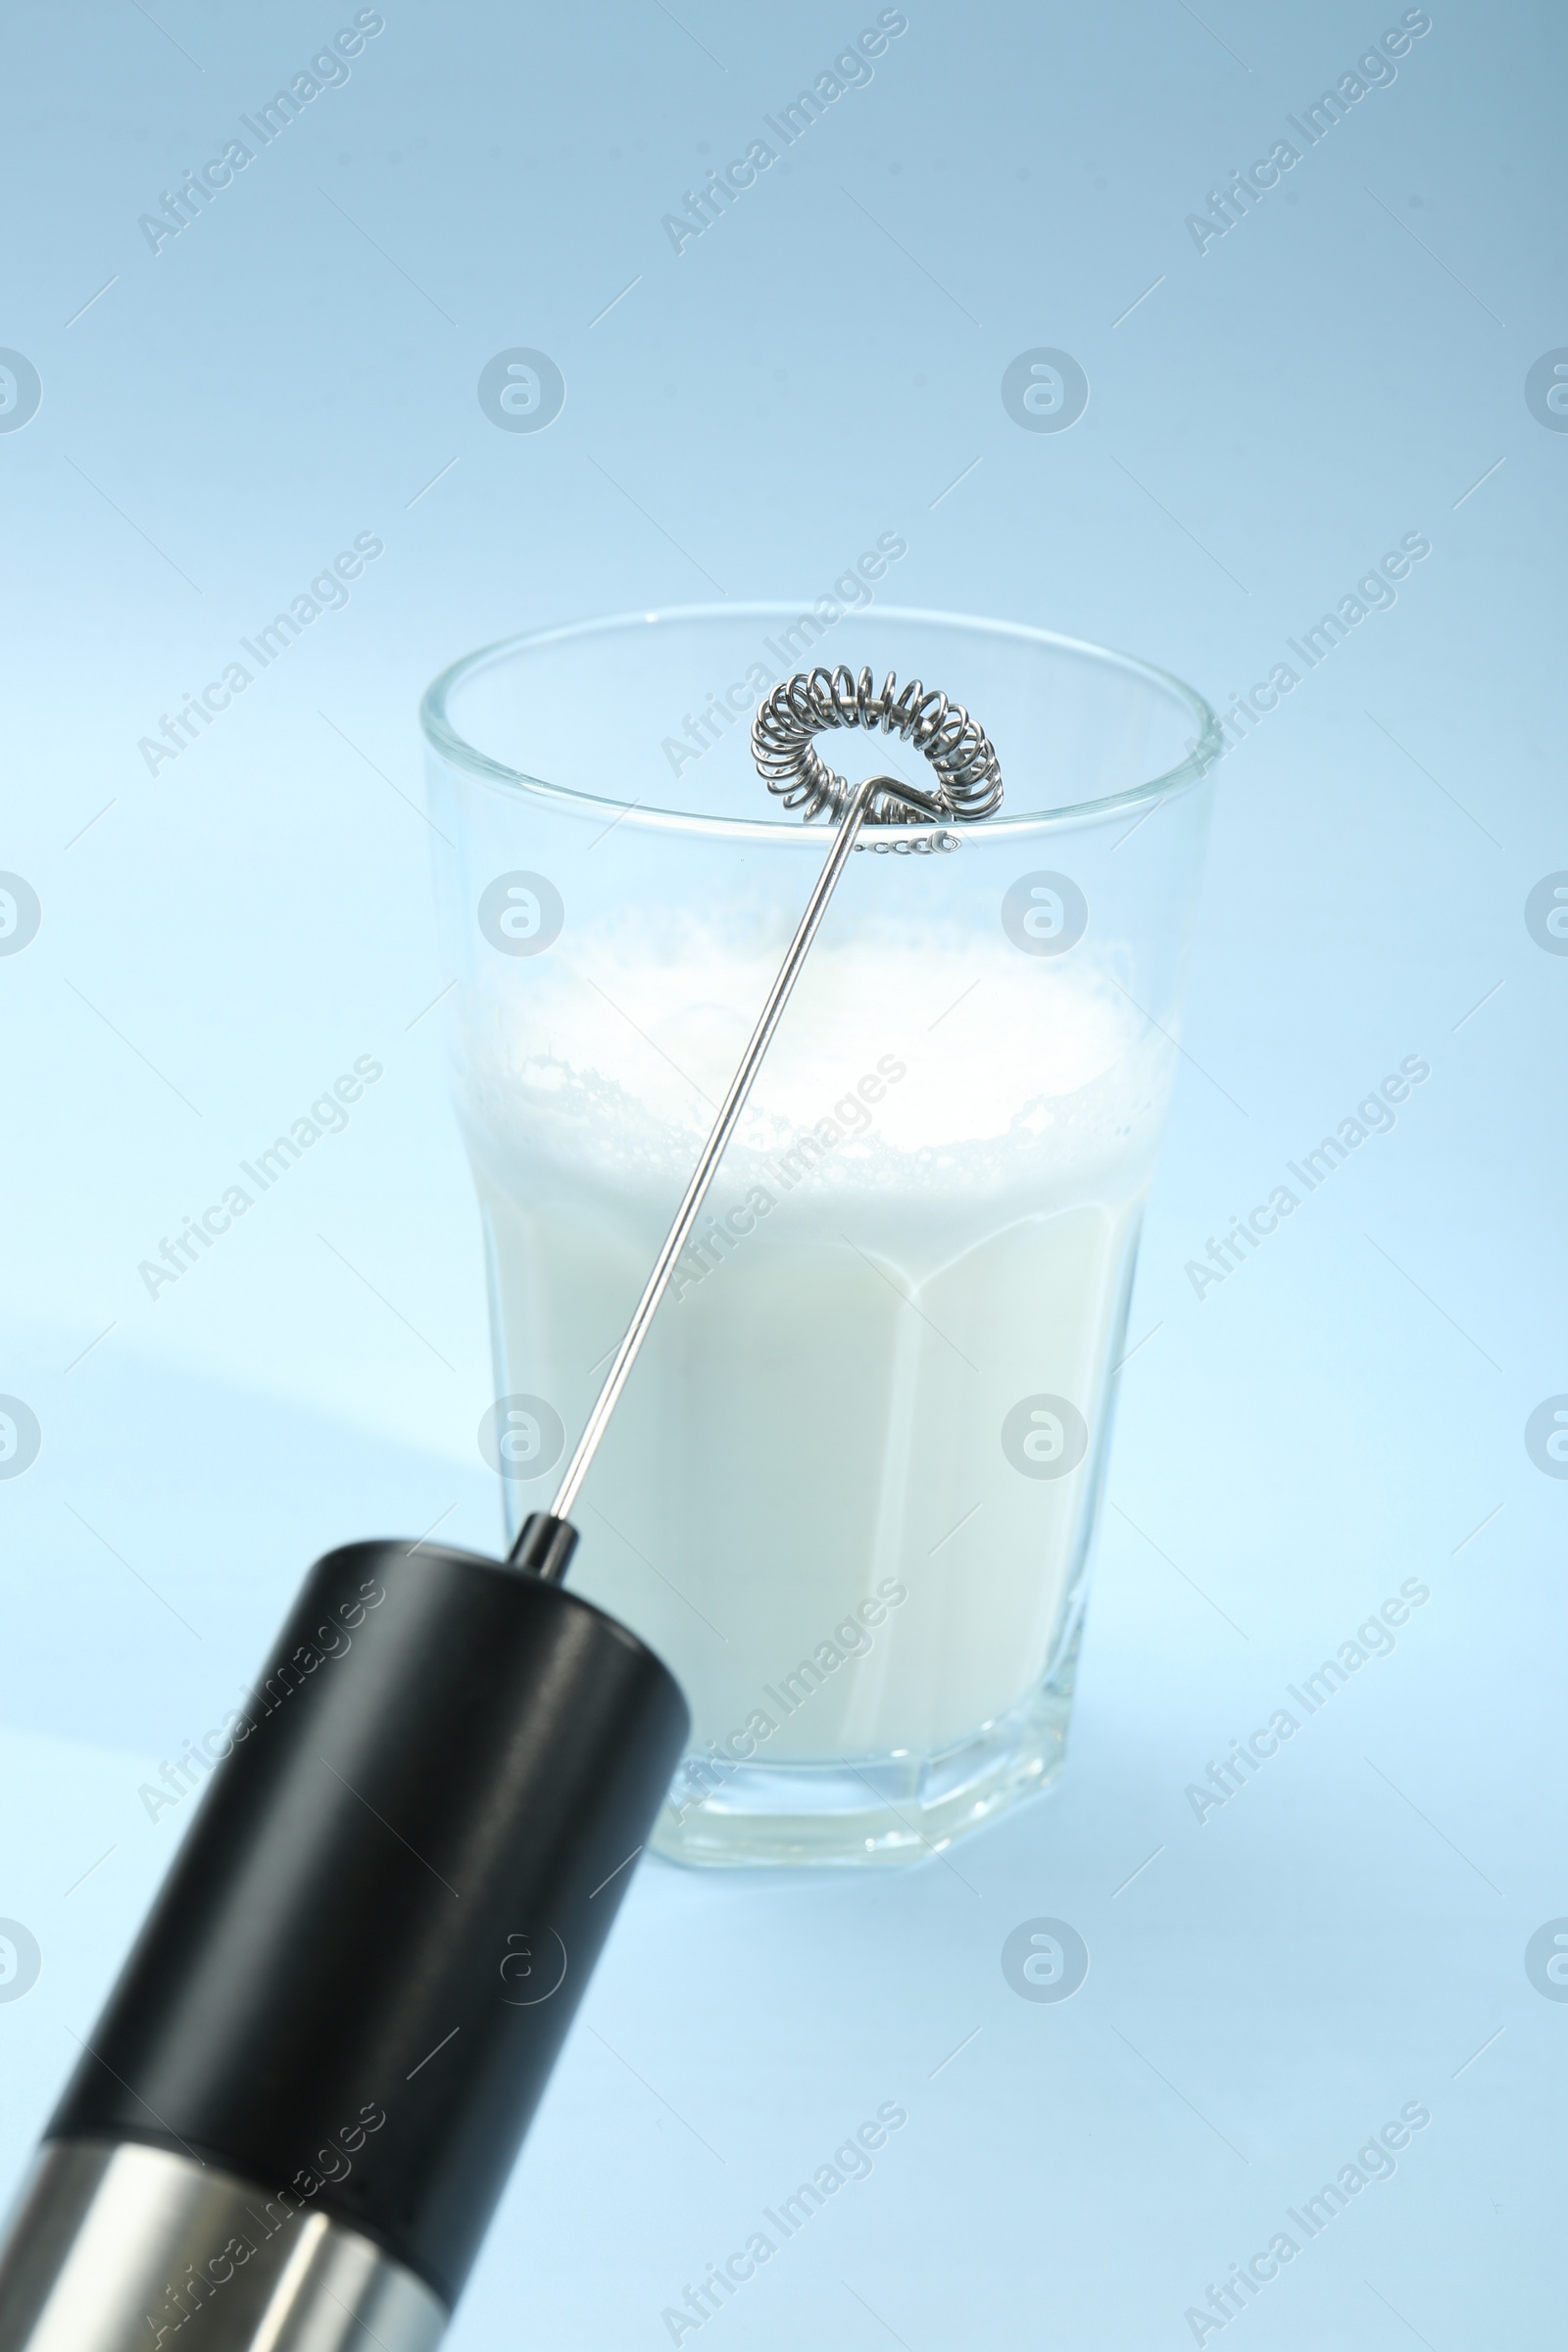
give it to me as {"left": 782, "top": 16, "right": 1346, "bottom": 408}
{"left": 1, "top": 1, "right": 1562, "bottom": 2344}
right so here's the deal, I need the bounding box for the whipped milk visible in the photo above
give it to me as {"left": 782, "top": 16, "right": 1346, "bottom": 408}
{"left": 459, "top": 914, "right": 1172, "bottom": 1781}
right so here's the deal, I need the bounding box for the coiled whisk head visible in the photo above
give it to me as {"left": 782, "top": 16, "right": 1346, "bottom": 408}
{"left": 752, "top": 664, "right": 1004, "bottom": 826}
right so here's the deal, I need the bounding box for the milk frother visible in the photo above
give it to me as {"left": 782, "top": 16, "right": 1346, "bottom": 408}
{"left": 0, "top": 666, "right": 1002, "bottom": 2350}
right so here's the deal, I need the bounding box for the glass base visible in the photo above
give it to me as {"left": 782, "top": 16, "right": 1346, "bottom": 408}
{"left": 651, "top": 1643, "right": 1079, "bottom": 1869}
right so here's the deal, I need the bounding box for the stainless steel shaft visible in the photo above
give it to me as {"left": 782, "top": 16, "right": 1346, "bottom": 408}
{"left": 527, "top": 772, "right": 933, "bottom": 1543}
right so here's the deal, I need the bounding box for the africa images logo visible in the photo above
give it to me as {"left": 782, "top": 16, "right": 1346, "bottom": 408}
{"left": 0, "top": 1399, "right": 41, "bottom": 1480}
{"left": 477, "top": 351, "right": 565, "bottom": 433}
{"left": 0, "top": 352, "right": 42, "bottom": 433}
{"left": 0, "top": 1921, "right": 41, "bottom": 2003}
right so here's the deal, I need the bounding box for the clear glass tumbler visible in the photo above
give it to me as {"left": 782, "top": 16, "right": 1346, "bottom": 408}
{"left": 421, "top": 607, "right": 1218, "bottom": 1865}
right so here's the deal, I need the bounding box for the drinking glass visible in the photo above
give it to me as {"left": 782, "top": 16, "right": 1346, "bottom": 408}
{"left": 421, "top": 606, "right": 1218, "bottom": 1865}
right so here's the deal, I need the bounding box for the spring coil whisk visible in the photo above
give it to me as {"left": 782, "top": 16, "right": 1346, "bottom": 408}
{"left": 752, "top": 664, "right": 1004, "bottom": 825}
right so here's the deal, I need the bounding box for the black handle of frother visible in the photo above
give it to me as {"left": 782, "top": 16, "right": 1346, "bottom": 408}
{"left": 43, "top": 1536, "right": 687, "bottom": 2315}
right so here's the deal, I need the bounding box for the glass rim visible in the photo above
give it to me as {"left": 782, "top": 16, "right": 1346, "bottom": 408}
{"left": 419, "top": 602, "right": 1223, "bottom": 841}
